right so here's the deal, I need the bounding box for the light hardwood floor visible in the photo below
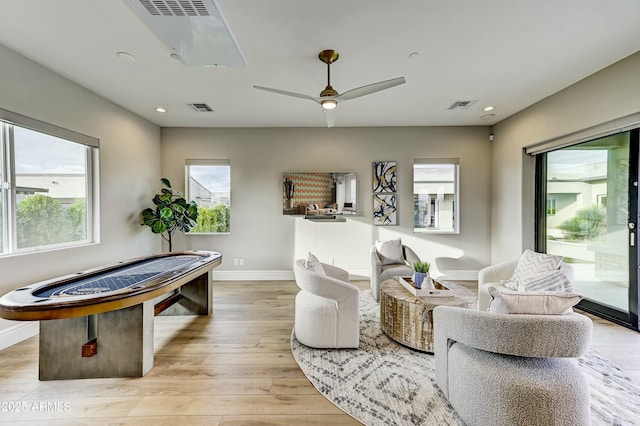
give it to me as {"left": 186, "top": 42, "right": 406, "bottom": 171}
{"left": 0, "top": 280, "right": 638, "bottom": 425}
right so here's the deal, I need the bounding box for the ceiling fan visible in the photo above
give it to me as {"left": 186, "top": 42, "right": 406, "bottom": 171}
{"left": 253, "top": 50, "right": 406, "bottom": 128}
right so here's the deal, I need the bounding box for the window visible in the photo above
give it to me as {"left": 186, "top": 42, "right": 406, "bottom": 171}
{"left": 413, "top": 159, "right": 459, "bottom": 234}
{"left": 546, "top": 198, "right": 557, "bottom": 215}
{"left": 186, "top": 160, "right": 230, "bottom": 233}
{"left": 0, "top": 108, "right": 98, "bottom": 255}
{"left": 535, "top": 131, "right": 636, "bottom": 327}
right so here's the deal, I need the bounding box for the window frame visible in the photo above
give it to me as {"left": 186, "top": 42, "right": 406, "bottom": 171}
{"left": 0, "top": 107, "right": 99, "bottom": 256}
{"left": 413, "top": 158, "right": 460, "bottom": 234}
{"left": 185, "top": 159, "right": 231, "bottom": 235}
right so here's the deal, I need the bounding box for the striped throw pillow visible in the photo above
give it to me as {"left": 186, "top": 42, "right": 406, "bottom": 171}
{"left": 511, "top": 249, "right": 563, "bottom": 284}
{"left": 518, "top": 270, "right": 572, "bottom": 292}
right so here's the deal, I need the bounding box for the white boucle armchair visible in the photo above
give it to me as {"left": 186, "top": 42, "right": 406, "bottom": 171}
{"left": 477, "top": 259, "right": 574, "bottom": 311}
{"left": 433, "top": 306, "right": 593, "bottom": 426}
{"left": 370, "top": 244, "right": 420, "bottom": 302}
{"left": 293, "top": 259, "right": 360, "bottom": 348}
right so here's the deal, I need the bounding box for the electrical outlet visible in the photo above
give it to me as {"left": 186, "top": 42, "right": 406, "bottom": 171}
{"left": 239, "top": 258, "right": 244, "bottom": 266}
{"left": 233, "top": 258, "right": 238, "bottom": 266}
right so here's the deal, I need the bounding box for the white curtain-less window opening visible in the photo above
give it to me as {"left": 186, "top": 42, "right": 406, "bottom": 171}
{"left": 0, "top": 108, "right": 98, "bottom": 255}
{"left": 413, "top": 158, "right": 460, "bottom": 234}
{"left": 185, "top": 159, "right": 231, "bottom": 234}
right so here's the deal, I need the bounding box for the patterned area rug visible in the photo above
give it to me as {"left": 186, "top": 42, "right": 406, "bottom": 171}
{"left": 291, "top": 290, "right": 640, "bottom": 426}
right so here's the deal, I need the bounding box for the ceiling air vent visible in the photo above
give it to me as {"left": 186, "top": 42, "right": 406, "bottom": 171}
{"left": 127, "top": 0, "right": 246, "bottom": 67}
{"left": 138, "top": 0, "right": 210, "bottom": 17}
{"left": 189, "top": 103, "right": 214, "bottom": 112}
{"left": 448, "top": 100, "right": 477, "bottom": 110}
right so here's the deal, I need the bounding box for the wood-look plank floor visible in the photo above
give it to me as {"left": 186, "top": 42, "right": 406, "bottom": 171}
{"left": 0, "top": 280, "right": 639, "bottom": 425}
{"left": 0, "top": 280, "right": 362, "bottom": 425}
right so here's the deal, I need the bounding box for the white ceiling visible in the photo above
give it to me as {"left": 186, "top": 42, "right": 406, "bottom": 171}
{"left": 1, "top": 0, "right": 640, "bottom": 128}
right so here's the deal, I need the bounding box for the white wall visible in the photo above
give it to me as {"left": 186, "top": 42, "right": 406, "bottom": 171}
{"left": 491, "top": 51, "right": 640, "bottom": 262}
{"left": 161, "top": 126, "right": 492, "bottom": 280}
{"left": 0, "top": 44, "right": 161, "bottom": 336}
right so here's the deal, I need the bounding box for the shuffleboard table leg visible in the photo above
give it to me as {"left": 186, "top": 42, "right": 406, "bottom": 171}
{"left": 81, "top": 314, "right": 98, "bottom": 357}
{"left": 39, "top": 300, "right": 155, "bottom": 380}
{"left": 158, "top": 270, "right": 213, "bottom": 316}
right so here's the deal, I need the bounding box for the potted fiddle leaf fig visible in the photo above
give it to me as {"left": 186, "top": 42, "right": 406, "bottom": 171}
{"left": 140, "top": 178, "right": 199, "bottom": 252}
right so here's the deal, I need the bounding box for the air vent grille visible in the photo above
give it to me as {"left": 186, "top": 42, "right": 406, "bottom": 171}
{"left": 448, "top": 100, "right": 477, "bottom": 110}
{"left": 127, "top": 0, "right": 246, "bottom": 66}
{"left": 189, "top": 103, "right": 214, "bottom": 112}
{"left": 138, "top": 0, "right": 211, "bottom": 17}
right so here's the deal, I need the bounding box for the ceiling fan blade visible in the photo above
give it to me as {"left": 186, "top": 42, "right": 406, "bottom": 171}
{"left": 323, "top": 109, "right": 336, "bottom": 128}
{"left": 253, "top": 85, "right": 319, "bottom": 102}
{"left": 337, "top": 77, "right": 406, "bottom": 101}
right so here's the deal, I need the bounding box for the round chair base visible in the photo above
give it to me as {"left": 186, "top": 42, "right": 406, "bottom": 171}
{"left": 447, "top": 343, "right": 591, "bottom": 426}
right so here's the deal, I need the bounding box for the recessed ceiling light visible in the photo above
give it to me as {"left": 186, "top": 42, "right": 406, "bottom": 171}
{"left": 483, "top": 106, "right": 495, "bottom": 112}
{"left": 409, "top": 52, "right": 420, "bottom": 59}
{"left": 155, "top": 107, "right": 167, "bottom": 113}
{"left": 481, "top": 113, "right": 495, "bottom": 120}
{"left": 117, "top": 51, "right": 135, "bottom": 62}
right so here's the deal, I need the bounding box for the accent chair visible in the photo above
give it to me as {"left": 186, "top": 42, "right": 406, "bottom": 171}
{"left": 370, "top": 242, "right": 420, "bottom": 302}
{"left": 477, "top": 258, "right": 574, "bottom": 311}
{"left": 293, "top": 259, "right": 360, "bottom": 348}
{"left": 434, "top": 305, "right": 593, "bottom": 426}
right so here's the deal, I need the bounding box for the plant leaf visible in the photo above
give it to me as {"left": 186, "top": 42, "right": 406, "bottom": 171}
{"left": 156, "top": 193, "right": 172, "bottom": 204}
{"left": 159, "top": 207, "right": 174, "bottom": 220}
{"left": 152, "top": 221, "right": 167, "bottom": 234}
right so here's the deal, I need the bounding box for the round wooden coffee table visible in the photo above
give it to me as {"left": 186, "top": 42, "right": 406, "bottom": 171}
{"left": 379, "top": 278, "right": 476, "bottom": 353}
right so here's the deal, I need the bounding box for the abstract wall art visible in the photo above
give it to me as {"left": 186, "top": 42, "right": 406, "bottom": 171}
{"left": 373, "top": 161, "right": 397, "bottom": 193}
{"left": 373, "top": 193, "right": 397, "bottom": 226}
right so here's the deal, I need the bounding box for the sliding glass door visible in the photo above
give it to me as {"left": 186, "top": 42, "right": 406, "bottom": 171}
{"left": 536, "top": 130, "right": 639, "bottom": 330}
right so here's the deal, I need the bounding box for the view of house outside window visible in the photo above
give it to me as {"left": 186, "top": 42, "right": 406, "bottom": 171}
{"left": 413, "top": 159, "right": 459, "bottom": 234}
{"left": 544, "top": 133, "right": 629, "bottom": 311}
{"left": 186, "top": 160, "right": 231, "bottom": 233}
{"left": 1, "top": 117, "right": 95, "bottom": 255}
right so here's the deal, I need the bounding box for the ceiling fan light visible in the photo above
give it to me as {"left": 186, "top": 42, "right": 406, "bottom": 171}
{"left": 321, "top": 99, "right": 337, "bottom": 110}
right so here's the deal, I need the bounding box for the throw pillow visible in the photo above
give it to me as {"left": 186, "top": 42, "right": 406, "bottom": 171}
{"left": 500, "top": 279, "right": 519, "bottom": 290}
{"left": 304, "top": 252, "right": 325, "bottom": 275}
{"left": 375, "top": 238, "right": 404, "bottom": 266}
{"left": 487, "top": 286, "right": 582, "bottom": 315}
{"left": 511, "top": 249, "right": 563, "bottom": 284}
{"left": 518, "top": 270, "right": 573, "bottom": 292}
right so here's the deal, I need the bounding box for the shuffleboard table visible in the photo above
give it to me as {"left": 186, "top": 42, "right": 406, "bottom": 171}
{"left": 0, "top": 250, "right": 222, "bottom": 380}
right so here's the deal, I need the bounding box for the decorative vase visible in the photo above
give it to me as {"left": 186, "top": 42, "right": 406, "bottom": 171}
{"left": 285, "top": 198, "right": 293, "bottom": 209}
{"left": 413, "top": 272, "right": 429, "bottom": 289}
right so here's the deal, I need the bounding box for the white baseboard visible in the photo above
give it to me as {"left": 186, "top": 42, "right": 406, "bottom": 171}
{"left": 213, "top": 270, "right": 371, "bottom": 281}
{"left": 347, "top": 270, "right": 371, "bottom": 280}
{"left": 0, "top": 321, "right": 39, "bottom": 350}
{"left": 212, "top": 269, "right": 478, "bottom": 282}
{"left": 435, "top": 270, "right": 479, "bottom": 281}
{"left": 212, "top": 270, "right": 295, "bottom": 281}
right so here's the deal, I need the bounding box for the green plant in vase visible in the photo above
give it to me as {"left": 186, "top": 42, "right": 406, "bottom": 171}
{"left": 140, "top": 178, "right": 199, "bottom": 252}
{"left": 413, "top": 260, "right": 431, "bottom": 289}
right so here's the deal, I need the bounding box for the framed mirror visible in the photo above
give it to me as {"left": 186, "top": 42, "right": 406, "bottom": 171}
{"left": 283, "top": 172, "right": 357, "bottom": 216}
